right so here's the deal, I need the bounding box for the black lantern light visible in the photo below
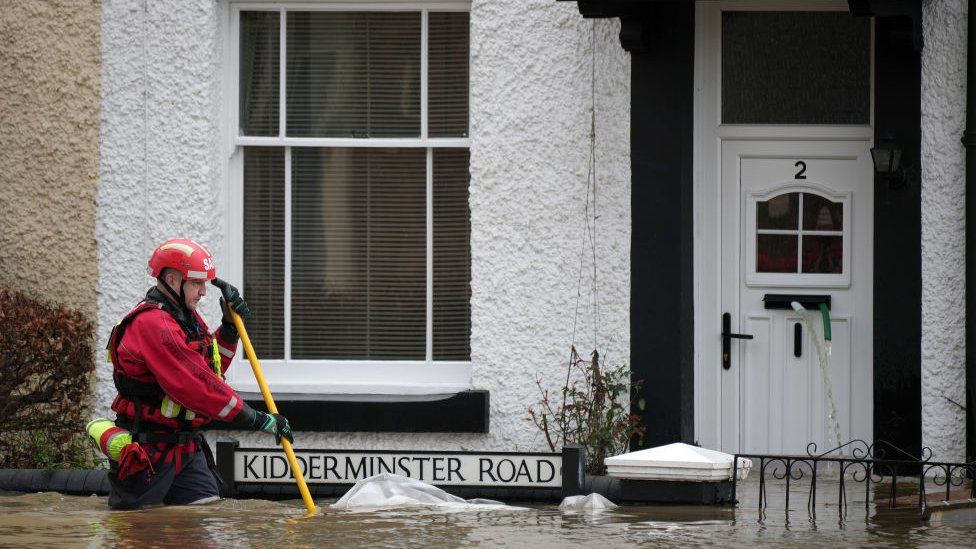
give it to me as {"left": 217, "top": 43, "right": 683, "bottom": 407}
{"left": 870, "top": 135, "right": 906, "bottom": 187}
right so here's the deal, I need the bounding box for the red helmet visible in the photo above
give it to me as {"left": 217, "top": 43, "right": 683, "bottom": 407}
{"left": 148, "top": 238, "right": 216, "bottom": 281}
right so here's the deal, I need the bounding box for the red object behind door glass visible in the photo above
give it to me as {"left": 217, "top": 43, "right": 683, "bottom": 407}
{"left": 757, "top": 234, "right": 798, "bottom": 273}
{"left": 802, "top": 236, "right": 843, "bottom": 273}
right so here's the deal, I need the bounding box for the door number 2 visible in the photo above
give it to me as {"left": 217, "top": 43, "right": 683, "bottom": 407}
{"left": 794, "top": 161, "right": 807, "bottom": 180}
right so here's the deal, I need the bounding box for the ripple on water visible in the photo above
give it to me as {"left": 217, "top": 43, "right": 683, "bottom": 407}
{"left": 0, "top": 492, "right": 973, "bottom": 548}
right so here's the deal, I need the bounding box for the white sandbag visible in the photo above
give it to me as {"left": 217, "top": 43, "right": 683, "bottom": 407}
{"left": 558, "top": 493, "right": 617, "bottom": 512}
{"left": 331, "top": 473, "right": 518, "bottom": 511}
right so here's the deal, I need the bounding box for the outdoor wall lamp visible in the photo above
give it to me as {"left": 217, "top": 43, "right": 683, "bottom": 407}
{"left": 870, "top": 135, "right": 907, "bottom": 188}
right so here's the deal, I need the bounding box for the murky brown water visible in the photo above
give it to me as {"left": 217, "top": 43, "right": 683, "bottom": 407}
{"left": 0, "top": 478, "right": 974, "bottom": 548}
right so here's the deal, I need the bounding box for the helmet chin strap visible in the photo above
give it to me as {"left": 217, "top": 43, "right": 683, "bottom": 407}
{"left": 158, "top": 276, "right": 192, "bottom": 318}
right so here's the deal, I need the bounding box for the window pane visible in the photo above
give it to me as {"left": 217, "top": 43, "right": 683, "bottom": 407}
{"left": 757, "top": 234, "right": 798, "bottom": 273}
{"left": 433, "top": 149, "right": 471, "bottom": 360}
{"left": 243, "top": 147, "right": 285, "bottom": 358}
{"left": 240, "top": 11, "right": 280, "bottom": 136}
{"left": 802, "top": 193, "right": 843, "bottom": 231}
{"left": 429, "top": 12, "right": 469, "bottom": 137}
{"left": 722, "top": 12, "right": 870, "bottom": 124}
{"left": 287, "top": 12, "right": 421, "bottom": 137}
{"left": 757, "top": 193, "right": 798, "bottom": 230}
{"left": 802, "top": 236, "right": 843, "bottom": 273}
{"left": 292, "top": 148, "right": 427, "bottom": 360}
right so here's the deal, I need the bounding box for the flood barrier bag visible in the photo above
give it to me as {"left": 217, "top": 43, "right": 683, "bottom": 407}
{"left": 331, "top": 473, "right": 520, "bottom": 511}
{"left": 559, "top": 493, "right": 617, "bottom": 512}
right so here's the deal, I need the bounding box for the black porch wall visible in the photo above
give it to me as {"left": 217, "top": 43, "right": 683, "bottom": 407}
{"left": 872, "top": 16, "right": 922, "bottom": 458}
{"left": 630, "top": 2, "right": 695, "bottom": 449}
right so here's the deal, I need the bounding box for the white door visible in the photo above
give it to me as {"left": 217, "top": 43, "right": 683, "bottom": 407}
{"left": 694, "top": 0, "right": 874, "bottom": 454}
{"left": 719, "top": 140, "right": 873, "bottom": 454}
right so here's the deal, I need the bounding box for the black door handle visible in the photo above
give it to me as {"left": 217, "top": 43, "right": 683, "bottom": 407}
{"left": 722, "top": 312, "right": 754, "bottom": 370}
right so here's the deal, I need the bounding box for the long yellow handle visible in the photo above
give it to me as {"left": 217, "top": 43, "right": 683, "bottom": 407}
{"left": 229, "top": 310, "right": 317, "bottom": 517}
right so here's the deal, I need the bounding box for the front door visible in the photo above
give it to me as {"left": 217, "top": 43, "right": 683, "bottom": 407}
{"left": 719, "top": 140, "right": 873, "bottom": 454}
{"left": 694, "top": 1, "right": 874, "bottom": 453}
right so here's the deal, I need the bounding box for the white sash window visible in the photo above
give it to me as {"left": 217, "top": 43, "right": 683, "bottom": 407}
{"left": 225, "top": 2, "right": 471, "bottom": 394}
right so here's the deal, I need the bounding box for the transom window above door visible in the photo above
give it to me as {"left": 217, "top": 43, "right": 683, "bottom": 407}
{"left": 228, "top": 3, "right": 471, "bottom": 394}
{"left": 746, "top": 189, "right": 851, "bottom": 288}
{"left": 721, "top": 11, "right": 871, "bottom": 125}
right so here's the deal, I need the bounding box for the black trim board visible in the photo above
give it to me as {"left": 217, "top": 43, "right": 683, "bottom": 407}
{"left": 871, "top": 15, "right": 922, "bottom": 459}
{"left": 629, "top": 2, "right": 696, "bottom": 448}
{"left": 211, "top": 390, "right": 489, "bottom": 433}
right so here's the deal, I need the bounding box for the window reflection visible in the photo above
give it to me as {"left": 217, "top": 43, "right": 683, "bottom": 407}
{"left": 802, "top": 236, "right": 843, "bottom": 274}
{"left": 755, "top": 192, "right": 844, "bottom": 275}
{"left": 803, "top": 194, "right": 843, "bottom": 231}
{"left": 757, "top": 234, "right": 798, "bottom": 273}
{"left": 757, "top": 192, "right": 798, "bottom": 230}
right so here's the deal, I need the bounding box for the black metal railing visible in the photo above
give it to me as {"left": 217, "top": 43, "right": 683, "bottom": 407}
{"left": 733, "top": 440, "right": 976, "bottom": 517}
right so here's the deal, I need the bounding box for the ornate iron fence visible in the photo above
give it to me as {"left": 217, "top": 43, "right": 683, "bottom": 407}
{"left": 733, "top": 440, "right": 976, "bottom": 517}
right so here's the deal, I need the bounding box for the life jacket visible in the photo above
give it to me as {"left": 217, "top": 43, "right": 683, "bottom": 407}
{"left": 107, "top": 289, "right": 224, "bottom": 442}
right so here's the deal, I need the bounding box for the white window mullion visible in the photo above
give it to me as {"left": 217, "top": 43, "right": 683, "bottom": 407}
{"left": 229, "top": 7, "right": 241, "bottom": 153}
{"left": 236, "top": 136, "right": 470, "bottom": 148}
{"left": 281, "top": 9, "right": 290, "bottom": 361}
{"left": 284, "top": 146, "right": 292, "bottom": 361}
{"left": 796, "top": 193, "right": 804, "bottom": 273}
{"left": 426, "top": 147, "right": 433, "bottom": 362}
{"left": 421, "top": 9, "right": 428, "bottom": 140}
{"left": 279, "top": 8, "right": 287, "bottom": 138}
{"left": 423, "top": 9, "right": 431, "bottom": 362}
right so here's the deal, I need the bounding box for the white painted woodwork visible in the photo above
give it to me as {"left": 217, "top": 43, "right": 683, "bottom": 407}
{"left": 694, "top": 0, "right": 874, "bottom": 454}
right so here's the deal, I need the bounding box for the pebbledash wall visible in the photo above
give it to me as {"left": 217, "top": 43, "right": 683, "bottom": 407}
{"left": 95, "top": 0, "right": 631, "bottom": 453}
{"left": 0, "top": 0, "right": 100, "bottom": 321}
{"left": 920, "top": 0, "right": 967, "bottom": 464}
{"left": 94, "top": 0, "right": 970, "bottom": 463}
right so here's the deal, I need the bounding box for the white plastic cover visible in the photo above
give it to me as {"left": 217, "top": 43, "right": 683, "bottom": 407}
{"left": 604, "top": 443, "right": 753, "bottom": 481}
{"left": 331, "top": 473, "right": 521, "bottom": 511}
{"left": 558, "top": 493, "right": 617, "bottom": 512}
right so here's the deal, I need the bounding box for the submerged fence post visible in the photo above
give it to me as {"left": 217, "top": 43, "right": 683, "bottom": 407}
{"left": 216, "top": 439, "right": 239, "bottom": 498}
{"left": 561, "top": 444, "right": 585, "bottom": 497}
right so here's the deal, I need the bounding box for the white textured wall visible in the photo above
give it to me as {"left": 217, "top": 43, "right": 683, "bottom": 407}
{"left": 921, "top": 0, "right": 968, "bottom": 463}
{"left": 97, "top": 0, "right": 228, "bottom": 416}
{"left": 98, "top": 0, "right": 631, "bottom": 453}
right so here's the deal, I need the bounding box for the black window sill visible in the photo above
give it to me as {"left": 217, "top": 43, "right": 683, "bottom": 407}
{"left": 211, "top": 389, "right": 489, "bottom": 433}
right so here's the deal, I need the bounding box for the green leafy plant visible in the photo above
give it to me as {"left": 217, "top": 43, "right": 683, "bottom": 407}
{"left": 24, "top": 429, "right": 100, "bottom": 470}
{"left": 529, "top": 347, "right": 645, "bottom": 475}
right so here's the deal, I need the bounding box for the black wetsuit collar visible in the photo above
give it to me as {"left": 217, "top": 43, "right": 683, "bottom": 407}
{"left": 145, "top": 287, "right": 200, "bottom": 334}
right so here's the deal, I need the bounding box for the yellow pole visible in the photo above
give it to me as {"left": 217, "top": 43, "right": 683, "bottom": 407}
{"left": 229, "top": 310, "right": 318, "bottom": 517}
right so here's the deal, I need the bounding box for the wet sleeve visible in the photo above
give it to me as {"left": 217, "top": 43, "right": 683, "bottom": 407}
{"left": 127, "top": 311, "right": 246, "bottom": 422}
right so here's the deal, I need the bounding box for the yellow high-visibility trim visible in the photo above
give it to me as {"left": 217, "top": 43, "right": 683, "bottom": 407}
{"left": 159, "top": 242, "right": 195, "bottom": 256}
{"left": 212, "top": 340, "right": 223, "bottom": 379}
{"left": 160, "top": 396, "right": 181, "bottom": 418}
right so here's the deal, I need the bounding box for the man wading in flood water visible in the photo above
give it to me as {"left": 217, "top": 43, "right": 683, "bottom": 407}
{"left": 96, "top": 238, "right": 293, "bottom": 509}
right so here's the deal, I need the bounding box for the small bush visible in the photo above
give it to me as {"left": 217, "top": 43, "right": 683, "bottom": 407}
{"left": 0, "top": 287, "right": 99, "bottom": 469}
{"left": 529, "top": 347, "right": 645, "bottom": 475}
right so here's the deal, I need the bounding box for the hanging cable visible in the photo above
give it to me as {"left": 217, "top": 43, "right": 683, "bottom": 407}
{"left": 564, "top": 21, "right": 602, "bottom": 438}
{"left": 570, "top": 20, "right": 600, "bottom": 349}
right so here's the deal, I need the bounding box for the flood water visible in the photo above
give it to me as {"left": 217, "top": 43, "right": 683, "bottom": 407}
{"left": 0, "top": 477, "right": 974, "bottom": 548}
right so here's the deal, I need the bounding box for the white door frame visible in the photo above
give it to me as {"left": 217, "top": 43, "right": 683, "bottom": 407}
{"left": 693, "top": 0, "right": 875, "bottom": 450}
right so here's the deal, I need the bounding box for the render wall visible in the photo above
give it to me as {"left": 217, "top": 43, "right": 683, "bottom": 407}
{"left": 0, "top": 0, "right": 100, "bottom": 320}
{"left": 97, "top": 0, "right": 631, "bottom": 452}
{"left": 921, "top": 0, "right": 968, "bottom": 463}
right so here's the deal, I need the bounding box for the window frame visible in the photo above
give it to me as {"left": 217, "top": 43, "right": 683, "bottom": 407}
{"left": 222, "top": 1, "right": 472, "bottom": 395}
{"left": 744, "top": 185, "right": 852, "bottom": 288}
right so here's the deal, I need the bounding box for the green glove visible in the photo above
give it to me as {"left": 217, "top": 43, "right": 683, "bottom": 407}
{"left": 253, "top": 410, "right": 294, "bottom": 445}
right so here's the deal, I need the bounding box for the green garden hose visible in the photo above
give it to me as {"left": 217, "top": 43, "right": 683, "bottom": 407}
{"left": 819, "top": 303, "right": 832, "bottom": 341}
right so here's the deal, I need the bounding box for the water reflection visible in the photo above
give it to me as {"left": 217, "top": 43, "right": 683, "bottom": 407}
{"left": 0, "top": 480, "right": 972, "bottom": 548}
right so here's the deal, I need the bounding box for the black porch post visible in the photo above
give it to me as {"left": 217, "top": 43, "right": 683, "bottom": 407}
{"left": 628, "top": 3, "right": 696, "bottom": 448}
